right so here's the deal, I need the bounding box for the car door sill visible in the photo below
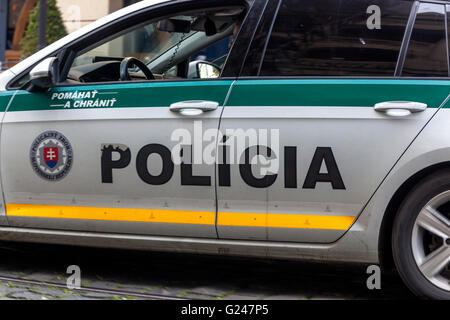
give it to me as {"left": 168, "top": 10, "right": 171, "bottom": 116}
{"left": 0, "top": 225, "right": 374, "bottom": 263}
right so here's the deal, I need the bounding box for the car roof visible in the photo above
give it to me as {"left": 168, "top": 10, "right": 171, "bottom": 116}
{"left": 8, "top": 0, "right": 173, "bottom": 76}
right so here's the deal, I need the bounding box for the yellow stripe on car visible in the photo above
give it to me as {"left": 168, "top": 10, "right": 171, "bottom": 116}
{"left": 6, "top": 203, "right": 355, "bottom": 230}
{"left": 217, "top": 212, "right": 355, "bottom": 230}
{"left": 6, "top": 203, "right": 216, "bottom": 225}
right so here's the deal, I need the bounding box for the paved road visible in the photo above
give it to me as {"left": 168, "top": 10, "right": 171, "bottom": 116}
{"left": 0, "top": 241, "right": 415, "bottom": 300}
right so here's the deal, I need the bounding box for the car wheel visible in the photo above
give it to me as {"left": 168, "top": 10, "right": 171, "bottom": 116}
{"left": 392, "top": 169, "right": 450, "bottom": 299}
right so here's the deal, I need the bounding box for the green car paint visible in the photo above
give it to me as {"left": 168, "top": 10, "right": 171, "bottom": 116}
{"left": 226, "top": 79, "right": 450, "bottom": 108}
{"left": 6, "top": 80, "right": 234, "bottom": 112}
{"left": 2, "top": 79, "right": 449, "bottom": 112}
{"left": 0, "top": 91, "right": 15, "bottom": 112}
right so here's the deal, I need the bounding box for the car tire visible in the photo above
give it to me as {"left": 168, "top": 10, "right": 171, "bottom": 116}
{"left": 392, "top": 169, "right": 450, "bottom": 300}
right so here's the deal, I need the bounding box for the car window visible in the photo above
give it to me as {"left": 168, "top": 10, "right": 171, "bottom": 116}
{"left": 72, "top": 23, "right": 195, "bottom": 67}
{"left": 259, "top": 0, "right": 412, "bottom": 77}
{"left": 402, "top": 3, "right": 448, "bottom": 77}
{"left": 190, "top": 37, "right": 231, "bottom": 68}
{"left": 241, "top": 0, "right": 282, "bottom": 76}
{"left": 67, "top": 7, "right": 246, "bottom": 83}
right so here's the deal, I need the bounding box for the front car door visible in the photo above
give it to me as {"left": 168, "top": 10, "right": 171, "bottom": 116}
{"left": 0, "top": 92, "right": 11, "bottom": 226}
{"left": 0, "top": 0, "right": 259, "bottom": 238}
{"left": 217, "top": 0, "right": 450, "bottom": 242}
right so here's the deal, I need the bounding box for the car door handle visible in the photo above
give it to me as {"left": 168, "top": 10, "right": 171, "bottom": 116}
{"left": 374, "top": 101, "right": 427, "bottom": 117}
{"left": 170, "top": 100, "right": 219, "bottom": 116}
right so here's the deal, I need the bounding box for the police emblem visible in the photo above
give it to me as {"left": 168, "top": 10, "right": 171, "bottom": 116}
{"left": 30, "top": 131, "right": 73, "bottom": 181}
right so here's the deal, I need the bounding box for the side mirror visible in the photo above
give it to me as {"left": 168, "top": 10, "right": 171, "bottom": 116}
{"left": 197, "top": 62, "right": 220, "bottom": 79}
{"left": 27, "top": 57, "right": 58, "bottom": 92}
{"left": 188, "top": 61, "right": 221, "bottom": 79}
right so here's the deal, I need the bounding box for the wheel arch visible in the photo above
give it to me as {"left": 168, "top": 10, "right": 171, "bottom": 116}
{"left": 378, "top": 161, "right": 450, "bottom": 270}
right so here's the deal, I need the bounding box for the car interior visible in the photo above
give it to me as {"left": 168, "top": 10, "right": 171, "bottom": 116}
{"left": 66, "top": 6, "right": 246, "bottom": 84}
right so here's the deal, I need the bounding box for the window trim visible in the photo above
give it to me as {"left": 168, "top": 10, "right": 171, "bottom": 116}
{"left": 256, "top": 0, "right": 282, "bottom": 76}
{"left": 220, "top": 0, "right": 267, "bottom": 77}
{"left": 395, "top": 1, "right": 420, "bottom": 76}
{"left": 237, "top": 75, "right": 450, "bottom": 81}
{"left": 235, "top": 0, "right": 270, "bottom": 77}
{"left": 400, "top": 1, "right": 449, "bottom": 77}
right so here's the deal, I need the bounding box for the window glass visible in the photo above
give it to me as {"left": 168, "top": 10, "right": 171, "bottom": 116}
{"left": 68, "top": 7, "right": 246, "bottom": 83}
{"left": 402, "top": 3, "right": 447, "bottom": 77}
{"left": 260, "top": 0, "right": 412, "bottom": 77}
{"left": 191, "top": 37, "right": 231, "bottom": 68}
{"left": 241, "top": 0, "right": 281, "bottom": 76}
{"left": 72, "top": 23, "right": 194, "bottom": 67}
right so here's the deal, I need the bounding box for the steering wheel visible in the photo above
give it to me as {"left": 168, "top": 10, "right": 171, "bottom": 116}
{"left": 120, "top": 57, "right": 155, "bottom": 81}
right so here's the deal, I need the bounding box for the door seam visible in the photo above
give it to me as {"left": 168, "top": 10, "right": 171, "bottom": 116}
{"left": 214, "top": 80, "right": 236, "bottom": 239}
{"left": 338, "top": 94, "right": 450, "bottom": 241}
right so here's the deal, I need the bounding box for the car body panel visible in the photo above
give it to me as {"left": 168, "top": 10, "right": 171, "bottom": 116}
{"left": 1, "top": 80, "right": 233, "bottom": 237}
{"left": 0, "top": 0, "right": 448, "bottom": 268}
{"left": 0, "top": 70, "right": 15, "bottom": 90}
{"left": 344, "top": 95, "right": 450, "bottom": 264}
{"left": 217, "top": 79, "right": 447, "bottom": 243}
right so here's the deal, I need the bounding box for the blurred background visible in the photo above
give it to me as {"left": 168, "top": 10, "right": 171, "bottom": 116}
{"left": 0, "top": 0, "right": 143, "bottom": 71}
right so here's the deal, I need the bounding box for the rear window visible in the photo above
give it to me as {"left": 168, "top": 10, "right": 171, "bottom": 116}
{"left": 259, "top": 0, "right": 412, "bottom": 77}
{"left": 402, "top": 3, "right": 448, "bottom": 77}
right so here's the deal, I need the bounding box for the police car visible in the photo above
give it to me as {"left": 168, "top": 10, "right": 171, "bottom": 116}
{"left": 0, "top": 0, "right": 449, "bottom": 299}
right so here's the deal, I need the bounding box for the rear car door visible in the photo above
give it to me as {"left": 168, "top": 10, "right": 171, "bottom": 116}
{"left": 217, "top": 0, "right": 450, "bottom": 242}
{"left": 1, "top": 0, "right": 258, "bottom": 238}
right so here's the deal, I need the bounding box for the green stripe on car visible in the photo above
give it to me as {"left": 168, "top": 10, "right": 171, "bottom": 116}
{"left": 227, "top": 79, "right": 450, "bottom": 108}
